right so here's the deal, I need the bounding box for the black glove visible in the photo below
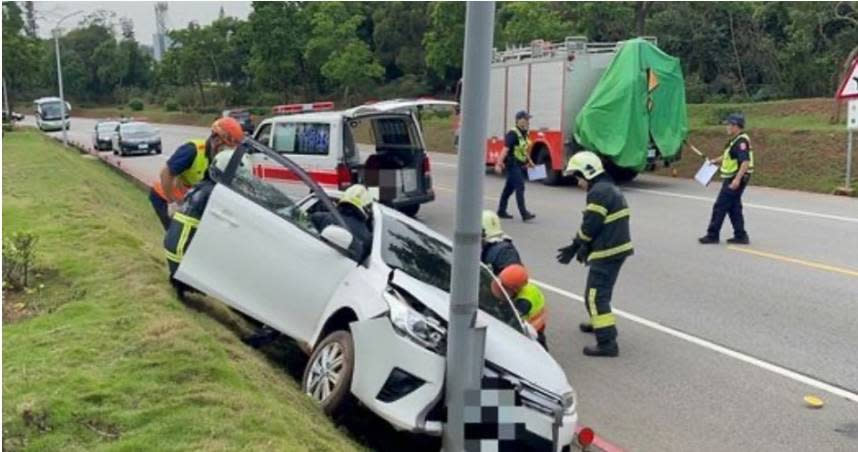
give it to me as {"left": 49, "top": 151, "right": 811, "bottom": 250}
{"left": 556, "top": 241, "right": 581, "bottom": 265}
{"left": 575, "top": 242, "right": 591, "bottom": 264}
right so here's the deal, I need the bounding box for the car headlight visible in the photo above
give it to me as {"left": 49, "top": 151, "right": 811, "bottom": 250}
{"left": 384, "top": 287, "right": 446, "bottom": 355}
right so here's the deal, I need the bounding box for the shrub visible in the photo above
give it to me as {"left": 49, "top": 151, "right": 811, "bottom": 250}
{"left": 128, "top": 99, "right": 144, "bottom": 111}
{"left": 164, "top": 100, "right": 179, "bottom": 112}
{"left": 3, "top": 231, "right": 38, "bottom": 290}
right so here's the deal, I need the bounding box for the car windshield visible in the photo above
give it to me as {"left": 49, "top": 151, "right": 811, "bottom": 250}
{"left": 97, "top": 122, "right": 119, "bottom": 132}
{"left": 122, "top": 123, "right": 156, "bottom": 135}
{"left": 381, "top": 214, "right": 524, "bottom": 334}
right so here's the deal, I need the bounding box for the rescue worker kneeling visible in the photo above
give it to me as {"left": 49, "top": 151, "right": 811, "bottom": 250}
{"left": 164, "top": 149, "right": 252, "bottom": 296}
{"left": 310, "top": 184, "right": 373, "bottom": 262}
{"left": 491, "top": 264, "right": 548, "bottom": 350}
{"left": 481, "top": 210, "right": 523, "bottom": 275}
{"left": 556, "top": 152, "right": 633, "bottom": 358}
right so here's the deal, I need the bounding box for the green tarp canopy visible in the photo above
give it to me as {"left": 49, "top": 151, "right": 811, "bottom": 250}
{"left": 574, "top": 38, "right": 689, "bottom": 172}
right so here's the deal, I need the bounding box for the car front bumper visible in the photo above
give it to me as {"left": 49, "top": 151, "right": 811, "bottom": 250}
{"left": 350, "top": 317, "right": 580, "bottom": 451}
{"left": 120, "top": 142, "right": 161, "bottom": 154}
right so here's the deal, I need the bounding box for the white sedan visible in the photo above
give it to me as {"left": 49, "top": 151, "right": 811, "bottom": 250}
{"left": 174, "top": 138, "right": 586, "bottom": 451}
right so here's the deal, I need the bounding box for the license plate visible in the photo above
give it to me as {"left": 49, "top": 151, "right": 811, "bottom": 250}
{"left": 138, "top": 143, "right": 148, "bottom": 150}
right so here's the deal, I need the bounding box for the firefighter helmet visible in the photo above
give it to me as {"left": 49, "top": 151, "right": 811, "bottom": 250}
{"left": 565, "top": 151, "right": 605, "bottom": 180}
{"left": 211, "top": 150, "right": 251, "bottom": 179}
{"left": 340, "top": 184, "right": 373, "bottom": 218}
{"left": 481, "top": 210, "right": 504, "bottom": 242}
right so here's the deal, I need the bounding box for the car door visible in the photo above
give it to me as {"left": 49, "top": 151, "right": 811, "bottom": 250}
{"left": 175, "top": 141, "right": 359, "bottom": 343}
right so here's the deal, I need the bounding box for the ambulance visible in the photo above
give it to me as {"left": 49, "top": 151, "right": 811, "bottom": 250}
{"left": 252, "top": 99, "right": 455, "bottom": 217}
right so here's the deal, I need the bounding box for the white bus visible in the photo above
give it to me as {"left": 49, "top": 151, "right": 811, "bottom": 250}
{"left": 33, "top": 97, "right": 71, "bottom": 131}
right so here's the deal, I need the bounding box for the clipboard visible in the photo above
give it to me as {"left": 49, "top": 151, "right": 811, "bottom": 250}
{"left": 694, "top": 159, "right": 719, "bottom": 186}
{"left": 527, "top": 164, "right": 547, "bottom": 181}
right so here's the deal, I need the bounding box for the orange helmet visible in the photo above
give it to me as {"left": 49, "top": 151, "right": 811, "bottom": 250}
{"left": 494, "top": 264, "right": 529, "bottom": 297}
{"left": 211, "top": 117, "right": 244, "bottom": 146}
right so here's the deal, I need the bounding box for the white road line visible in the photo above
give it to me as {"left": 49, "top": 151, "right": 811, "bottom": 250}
{"left": 433, "top": 161, "right": 457, "bottom": 169}
{"left": 625, "top": 188, "right": 858, "bottom": 224}
{"left": 533, "top": 279, "right": 858, "bottom": 404}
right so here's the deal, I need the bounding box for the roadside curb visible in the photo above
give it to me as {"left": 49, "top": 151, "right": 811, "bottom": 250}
{"left": 49, "top": 135, "right": 151, "bottom": 193}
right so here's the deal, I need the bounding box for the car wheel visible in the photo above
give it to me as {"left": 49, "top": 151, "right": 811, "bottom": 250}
{"left": 155, "top": 148, "right": 162, "bottom": 155}
{"left": 302, "top": 330, "right": 355, "bottom": 417}
{"left": 397, "top": 204, "right": 420, "bottom": 217}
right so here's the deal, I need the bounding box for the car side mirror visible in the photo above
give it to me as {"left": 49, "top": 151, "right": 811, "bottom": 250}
{"left": 524, "top": 323, "right": 538, "bottom": 341}
{"left": 321, "top": 225, "right": 353, "bottom": 252}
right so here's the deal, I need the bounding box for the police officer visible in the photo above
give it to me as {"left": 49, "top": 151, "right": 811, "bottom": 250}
{"left": 480, "top": 210, "right": 523, "bottom": 275}
{"left": 556, "top": 152, "right": 633, "bottom": 357}
{"left": 150, "top": 117, "right": 244, "bottom": 230}
{"left": 495, "top": 110, "right": 536, "bottom": 222}
{"left": 164, "top": 150, "right": 252, "bottom": 288}
{"left": 492, "top": 264, "right": 548, "bottom": 350}
{"left": 310, "top": 184, "right": 374, "bottom": 262}
{"left": 699, "top": 113, "right": 754, "bottom": 245}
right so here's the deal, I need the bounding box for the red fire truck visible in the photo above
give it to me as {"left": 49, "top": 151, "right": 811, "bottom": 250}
{"left": 480, "top": 36, "right": 657, "bottom": 184}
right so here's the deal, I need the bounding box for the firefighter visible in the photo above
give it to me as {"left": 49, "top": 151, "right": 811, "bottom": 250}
{"left": 480, "top": 210, "right": 523, "bottom": 275}
{"left": 495, "top": 110, "right": 536, "bottom": 222}
{"left": 699, "top": 113, "right": 754, "bottom": 245}
{"left": 149, "top": 117, "right": 244, "bottom": 230}
{"left": 163, "top": 149, "right": 252, "bottom": 296}
{"left": 310, "top": 184, "right": 374, "bottom": 261}
{"left": 492, "top": 264, "right": 547, "bottom": 350}
{"left": 556, "top": 151, "right": 633, "bottom": 357}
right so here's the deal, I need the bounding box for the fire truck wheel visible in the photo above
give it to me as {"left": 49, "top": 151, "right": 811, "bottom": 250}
{"left": 398, "top": 204, "right": 420, "bottom": 217}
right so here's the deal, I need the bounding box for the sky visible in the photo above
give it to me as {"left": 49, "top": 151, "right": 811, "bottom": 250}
{"left": 32, "top": 1, "right": 252, "bottom": 46}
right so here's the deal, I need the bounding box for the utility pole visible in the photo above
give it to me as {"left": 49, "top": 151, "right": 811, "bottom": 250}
{"left": 443, "top": 2, "right": 495, "bottom": 452}
{"left": 53, "top": 11, "right": 82, "bottom": 147}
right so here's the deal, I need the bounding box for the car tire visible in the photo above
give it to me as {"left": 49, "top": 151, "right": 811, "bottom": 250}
{"left": 397, "top": 204, "right": 420, "bottom": 217}
{"left": 302, "top": 330, "right": 355, "bottom": 418}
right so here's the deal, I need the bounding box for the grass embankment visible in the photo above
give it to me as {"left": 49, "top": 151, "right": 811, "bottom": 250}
{"left": 2, "top": 129, "right": 364, "bottom": 451}
{"left": 73, "top": 107, "right": 216, "bottom": 128}
{"left": 655, "top": 98, "right": 857, "bottom": 194}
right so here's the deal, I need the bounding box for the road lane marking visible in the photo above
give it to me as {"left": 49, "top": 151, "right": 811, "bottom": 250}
{"left": 626, "top": 188, "right": 858, "bottom": 224}
{"left": 533, "top": 279, "right": 858, "bottom": 404}
{"left": 728, "top": 246, "right": 858, "bottom": 278}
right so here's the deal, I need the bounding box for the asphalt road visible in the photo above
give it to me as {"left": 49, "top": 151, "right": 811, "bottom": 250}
{"left": 29, "top": 116, "right": 858, "bottom": 451}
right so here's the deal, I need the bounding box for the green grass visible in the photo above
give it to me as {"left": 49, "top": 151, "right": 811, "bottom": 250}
{"left": 2, "top": 129, "right": 366, "bottom": 451}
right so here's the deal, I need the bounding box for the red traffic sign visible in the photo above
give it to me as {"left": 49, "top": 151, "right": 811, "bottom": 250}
{"left": 836, "top": 57, "right": 858, "bottom": 99}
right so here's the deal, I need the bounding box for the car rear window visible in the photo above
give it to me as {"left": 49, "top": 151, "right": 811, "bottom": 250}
{"left": 375, "top": 117, "right": 416, "bottom": 147}
{"left": 381, "top": 215, "right": 524, "bottom": 334}
{"left": 272, "top": 122, "right": 330, "bottom": 155}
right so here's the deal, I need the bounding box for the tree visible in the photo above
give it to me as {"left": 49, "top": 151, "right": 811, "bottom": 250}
{"left": 305, "top": 2, "right": 383, "bottom": 101}
{"left": 120, "top": 17, "right": 134, "bottom": 40}
{"left": 3, "top": 2, "right": 44, "bottom": 106}
{"left": 497, "top": 2, "right": 571, "bottom": 48}
{"left": 24, "top": 1, "right": 37, "bottom": 38}
{"left": 246, "top": 1, "right": 310, "bottom": 99}
{"left": 372, "top": 2, "right": 429, "bottom": 79}
{"left": 423, "top": 2, "right": 466, "bottom": 87}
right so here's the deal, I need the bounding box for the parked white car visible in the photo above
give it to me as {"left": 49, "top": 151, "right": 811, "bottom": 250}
{"left": 174, "top": 138, "right": 583, "bottom": 450}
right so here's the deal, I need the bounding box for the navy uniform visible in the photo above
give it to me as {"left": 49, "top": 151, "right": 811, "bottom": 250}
{"left": 480, "top": 210, "right": 523, "bottom": 275}
{"left": 496, "top": 110, "right": 536, "bottom": 222}
{"left": 557, "top": 152, "right": 633, "bottom": 357}
{"left": 700, "top": 114, "right": 754, "bottom": 244}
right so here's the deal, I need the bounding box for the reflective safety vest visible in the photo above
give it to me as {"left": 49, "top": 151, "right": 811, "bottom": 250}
{"left": 720, "top": 133, "right": 755, "bottom": 178}
{"left": 153, "top": 139, "right": 209, "bottom": 200}
{"left": 517, "top": 283, "right": 546, "bottom": 332}
{"left": 511, "top": 128, "right": 531, "bottom": 163}
{"left": 164, "top": 212, "right": 201, "bottom": 264}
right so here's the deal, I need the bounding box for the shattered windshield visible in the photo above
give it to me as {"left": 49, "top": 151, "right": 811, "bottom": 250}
{"left": 381, "top": 215, "right": 523, "bottom": 334}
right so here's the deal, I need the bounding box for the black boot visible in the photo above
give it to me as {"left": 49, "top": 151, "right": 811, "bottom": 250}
{"left": 583, "top": 342, "right": 619, "bottom": 357}
{"left": 497, "top": 211, "right": 513, "bottom": 219}
{"left": 698, "top": 236, "right": 719, "bottom": 244}
{"left": 727, "top": 235, "right": 750, "bottom": 245}
{"left": 579, "top": 322, "right": 594, "bottom": 333}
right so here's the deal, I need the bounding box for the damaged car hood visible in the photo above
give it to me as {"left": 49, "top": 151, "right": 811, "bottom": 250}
{"left": 390, "top": 270, "right": 573, "bottom": 396}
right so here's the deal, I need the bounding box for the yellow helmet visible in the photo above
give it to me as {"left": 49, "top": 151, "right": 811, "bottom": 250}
{"left": 340, "top": 184, "right": 373, "bottom": 216}
{"left": 565, "top": 151, "right": 605, "bottom": 180}
{"left": 211, "top": 149, "right": 252, "bottom": 179}
{"left": 481, "top": 210, "right": 504, "bottom": 242}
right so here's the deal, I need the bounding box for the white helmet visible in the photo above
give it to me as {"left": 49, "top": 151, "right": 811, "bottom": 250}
{"left": 340, "top": 184, "right": 373, "bottom": 217}
{"left": 565, "top": 151, "right": 605, "bottom": 180}
{"left": 211, "top": 149, "right": 252, "bottom": 178}
{"left": 481, "top": 210, "right": 504, "bottom": 242}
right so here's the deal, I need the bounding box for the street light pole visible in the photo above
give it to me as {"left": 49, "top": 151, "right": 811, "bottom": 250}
{"left": 443, "top": 2, "right": 495, "bottom": 451}
{"left": 53, "top": 11, "right": 82, "bottom": 147}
